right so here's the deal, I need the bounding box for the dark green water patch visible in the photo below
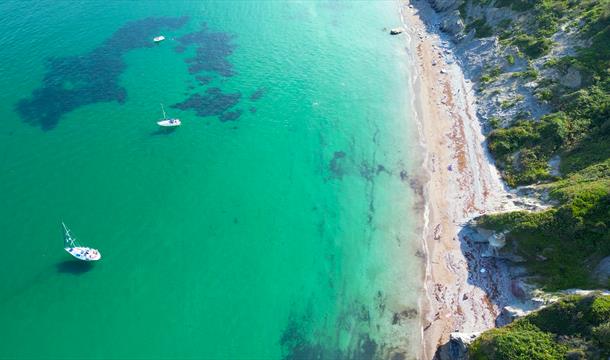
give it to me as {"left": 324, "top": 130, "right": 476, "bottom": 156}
{"left": 172, "top": 87, "right": 241, "bottom": 120}
{"left": 16, "top": 16, "right": 188, "bottom": 130}
{"left": 195, "top": 75, "right": 213, "bottom": 85}
{"left": 174, "top": 24, "right": 236, "bottom": 77}
{"left": 250, "top": 87, "right": 266, "bottom": 101}
{"left": 171, "top": 25, "right": 244, "bottom": 121}
{"left": 219, "top": 109, "right": 242, "bottom": 122}
{"left": 329, "top": 151, "right": 347, "bottom": 179}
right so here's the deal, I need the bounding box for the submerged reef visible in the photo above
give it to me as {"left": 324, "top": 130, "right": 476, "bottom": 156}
{"left": 16, "top": 16, "right": 188, "bottom": 130}
{"left": 171, "top": 25, "right": 244, "bottom": 121}
{"left": 171, "top": 87, "right": 241, "bottom": 120}
{"left": 174, "top": 24, "right": 236, "bottom": 77}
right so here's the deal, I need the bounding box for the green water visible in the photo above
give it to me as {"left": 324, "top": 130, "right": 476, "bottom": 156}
{"left": 0, "top": 1, "right": 423, "bottom": 358}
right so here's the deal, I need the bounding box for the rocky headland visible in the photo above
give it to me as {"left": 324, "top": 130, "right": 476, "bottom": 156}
{"left": 401, "top": 0, "right": 610, "bottom": 358}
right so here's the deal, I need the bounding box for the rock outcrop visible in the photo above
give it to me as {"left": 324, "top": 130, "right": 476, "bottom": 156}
{"left": 498, "top": 305, "right": 530, "bottom": 324}
{"left": 560, "top": 66, "right": 582, "bottom": 88}
{"left": 430, "top": 0, "right": 462, "bottom": 12}
{"left": 440, "top": 10, "right": 465, "bottom": 39}
{"left": 436, "top": 332, "right": 481, "bottom": 360}
{"left": 594, "top": 257, "right": 610, "bottom": 285}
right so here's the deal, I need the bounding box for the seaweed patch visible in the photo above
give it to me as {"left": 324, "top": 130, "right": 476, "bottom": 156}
{"left": 249, "top": 87, "right": 266, "bottom": 101}
{"left": 172, "top": 87, "right": 241, "bottom": 119}
{"left": 16, "top": 16, "right": 189, "bottom": 130}
{"left": 174, "top": 24, "right": 236, "bottom": 77}
{"left": 329, "top": 151, "right": 347, "bottom": 179}
{"left": 219, "top": 109, "right": 242, "bottom": 122}
{"left": 195, "top": 76, "right": 213, "bottom": 85}
{"left": 171, "top": 25, "right": 244, "bottom": 121}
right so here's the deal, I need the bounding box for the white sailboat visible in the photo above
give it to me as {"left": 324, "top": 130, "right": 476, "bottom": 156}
{"left": 157, "top": 104, "right": 181, "bottom": 127}
{"left": 153, "top": 35, "right": 166, "bottom": 43}
{"left": 63, "top": 222, "right": 101, "bottom": 261}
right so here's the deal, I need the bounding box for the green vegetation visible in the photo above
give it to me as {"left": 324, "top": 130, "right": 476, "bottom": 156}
{"left": 470, "top": 294, "right": 610, "bottom": 359}
{"left": 512, "top": 34, "right": 553, "bottom": 58}
{"left": 489, "top": 116, "right": 501, "bottom": 129}
{"left": 456, "top": 0, "right": 610, "bottom": 355}
{"left": 478, "top": 168, "right": 610, "bottom": 289}
{"left": 481, "top": 65, "right": 502, "bottom": 84}
{"left": 535, "top": 87, "right": 554, "bottom": 102}
{"left": 471, "top": 0, "right": 610, "bottom": 289}
{"left": 511, "top": 66, "right": 539, "bottom": 80}
{"left": 466, "top": 18, "right": 494, "bottom": 38}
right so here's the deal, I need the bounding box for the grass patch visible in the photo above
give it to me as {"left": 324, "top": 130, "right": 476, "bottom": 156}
{"left": 470, "top": 294, "right": 610, "bottom": 359}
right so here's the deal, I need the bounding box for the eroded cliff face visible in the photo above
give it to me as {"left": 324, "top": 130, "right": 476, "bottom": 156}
{"left": 429, "top": 0, "right": 462, "bottom": 12}
{"left": 423, "top": 0, "right": 604, "bottom": 148}
{"left": 423, "top": 0, "right": 556, "bottom": 133}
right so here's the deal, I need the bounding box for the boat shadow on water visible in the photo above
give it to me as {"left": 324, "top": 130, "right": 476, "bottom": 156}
{"left": 56, "top": 260, "right": 95, "bottom": 275}
{"left": 150, "top": 127, "right": 178, "bottom": 136}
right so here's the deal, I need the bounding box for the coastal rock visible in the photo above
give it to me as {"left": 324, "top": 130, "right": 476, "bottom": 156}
{"left": 488, "top": 232, "right": 506, "bottom": 249}
{"left": 548, "top": 155, "right": 561, "bottom": 176}
{"left": 496, "top": 250, "right": 526, "bottom": 263}
{"left": 560, "top": 66, "right": 582, "bottom": 88}
{"left": 456, "top": 37, "right": 499, "bottom": 78}
{"left": 510, "top": 278, "right": 527, "bottom": 299}
{"left": 438, "top": 332, "right": 481, "bottom": 360}
{"left": 499, "top": 305, "right": 530, "bottom": 324}
{"left": 593, "top": 256, "right": 610, "bottom": 285}
{"left": 429, "top": 0, "right": 462, "bottom": 12}
{"left": 440, "top": 11, "right": 465, "bottom": 39}
{"left": 561, "top": 289, "right": 610, "bottom": 296}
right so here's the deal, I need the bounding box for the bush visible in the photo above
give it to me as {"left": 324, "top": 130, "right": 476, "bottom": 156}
{"left": 535, "top": 87, "right": 554, "bottom": 101}
{"left": 512, "top": 34, "right": 553, "bottom": 58}
{"left": 591, "top": 296, "right": 610, "bottom": 324}
{"left": 471, "top": 295, "right": 610, "bottom": 359}
{"left": 592, "top": 322, "right": 610, "bottom": 353}
{"left": 470, "top": 322, "right": 567, "bottom": 360}
{"left": 478, "top": 180, "right": 609, "bottom": 289}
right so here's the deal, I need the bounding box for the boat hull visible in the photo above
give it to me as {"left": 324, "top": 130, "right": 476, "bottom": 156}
{"left": 65, "top": 247, "right": 101, "bottom": 261}
{"left": 157, "top": 119, "right": 181, "bottom": 127}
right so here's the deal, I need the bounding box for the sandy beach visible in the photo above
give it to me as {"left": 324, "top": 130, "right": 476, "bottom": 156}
{"left": 400, "top": 1, "right": 516, "bottom": 358}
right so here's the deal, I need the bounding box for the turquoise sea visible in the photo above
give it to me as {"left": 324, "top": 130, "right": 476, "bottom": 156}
{"left": 0, "top": 1, "right": 423, "bottom": 358}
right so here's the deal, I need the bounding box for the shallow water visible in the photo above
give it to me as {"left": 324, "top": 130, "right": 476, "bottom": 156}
{"left": 0, "top": 1, "right": 423, "bottom": 358}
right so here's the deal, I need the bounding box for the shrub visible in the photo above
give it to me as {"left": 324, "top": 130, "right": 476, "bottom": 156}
{"left": 590, "top": 296, "right": 610, "bottom": 324}
{"left": 536, "top": 87, "right": 554, "bottom": 101}
{"left": 592, "top": 322, "right": 610, "bottom": 353}
{"left": 470, "top": 322, "right": 567, "bottom": 360}
{"left": 471, "top": 295, "right": 610, "bottom": 359}
{"left": 512, "top": 34, "right": 553, "bottom": 58}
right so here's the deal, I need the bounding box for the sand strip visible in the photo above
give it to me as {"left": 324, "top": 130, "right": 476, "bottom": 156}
{"left": 399, "top": 2, "right": 515, "bottom": 358}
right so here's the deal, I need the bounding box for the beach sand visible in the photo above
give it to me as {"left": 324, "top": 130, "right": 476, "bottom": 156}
{"left": 399, "top": 2, "right": 515, "bottom": 358}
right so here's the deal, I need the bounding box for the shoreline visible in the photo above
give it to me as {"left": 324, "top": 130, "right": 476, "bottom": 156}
{"left": 399, "top": 1, "right": 516, "bottom": 358}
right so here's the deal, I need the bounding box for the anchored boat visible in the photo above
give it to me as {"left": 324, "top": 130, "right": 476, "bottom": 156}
{"left": 153, "top": 35, "right": 166, "bottom": 43}
{"left": 157, "top": 104, "right": 181, "bottom": 127}
{"left": 63, "top": 222, "right": 101, "bottom": 261}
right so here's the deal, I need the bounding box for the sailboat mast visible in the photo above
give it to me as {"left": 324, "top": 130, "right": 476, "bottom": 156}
{"left": 161, "top": 103, "right": 167, "bottom": 120}
{"left": 62, "top": 222, "right": 76, "bottom": 248}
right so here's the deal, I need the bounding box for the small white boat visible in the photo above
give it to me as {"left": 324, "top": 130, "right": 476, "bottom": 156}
{"left": 157, "top": 104, "right": 181, "bottom": 127}
{"left": 63, "top": 222, "right": 101, "bottom": 261}
{"left": 153, "top": 35, "right": 166, "bottom": 43}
